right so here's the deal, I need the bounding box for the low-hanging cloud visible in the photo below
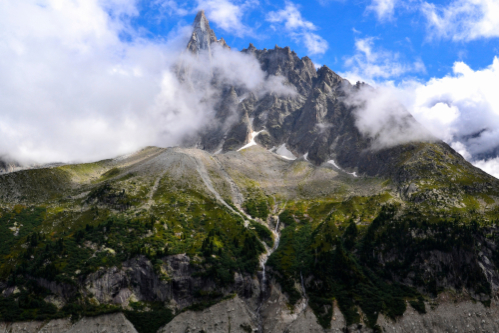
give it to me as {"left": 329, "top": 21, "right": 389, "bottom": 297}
{"left": 345, "top": 85, "right": 435, "bottom": 150}
{"left": 0, "top": 0, "right": 293, "bottom": 165}
{"left": 349, "top": 56, "right": 499, "bottom": 178}
{"left": 392, "top": 58, "right": 499, "bottom": 177}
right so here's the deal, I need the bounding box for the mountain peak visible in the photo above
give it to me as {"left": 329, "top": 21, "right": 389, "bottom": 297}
{"left": 192, "top": 10, "right": 210, "bottom": 32}
{"left": 187, "top": 10, "right": 225, "bottom": 53}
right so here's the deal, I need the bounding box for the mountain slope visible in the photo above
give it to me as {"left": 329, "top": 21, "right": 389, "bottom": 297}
{"left": 0, "top": 11, "right": 499, "bottom": 333}
{"left": 183, "top": 11, "right": 497, "bottom": 194}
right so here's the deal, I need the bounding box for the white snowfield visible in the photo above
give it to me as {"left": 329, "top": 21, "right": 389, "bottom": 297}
{"left": 237, "top": 130, "right": 263, "bottom": 151}
{"left": 327, "top": 160, "right": 358, "bottom": 177}
{"left": 274, "top": 144, "right": 297, "bottom": 160}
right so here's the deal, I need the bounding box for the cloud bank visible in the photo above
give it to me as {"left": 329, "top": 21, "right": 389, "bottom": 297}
{"left": 350, "top": 56, "right": 499, "bottom": 177}
{"left": 346, "top": 85, "right": 435, "bottom": 150}
{"left": 0, "top": 0, "right": 291, "bottom": 165}
{"left": 399, "top": 58, "right": 499, "bottom": 161}
{"left": 341, "top": 34, "right": 499, "bottom": 178}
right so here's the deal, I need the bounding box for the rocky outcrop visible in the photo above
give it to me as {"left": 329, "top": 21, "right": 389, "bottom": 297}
{"left": 0, "top": 313, "right": 136, "bottom": 333}
{"left": 158, "top": 296, "right": 257, "bottom": 333}
{"left": 157, "top": 291, "right": 499, "bottom": 333}
{"left": 82, "top": 255, "right": 198, "bottom": 308}
{"left": 4, "top": 297, "right": 499, "bottom": 333}
{"left": 67, "top": 254, "right": 258, "bottom": 312}
{"left": 186, "top": 10, "right": 228, "bottom": 54}
{"left": 0, "top": 156, "right": 21, "bottom": 174}
{"left": 375, "top": 299, "right": 499, "bottom": 333}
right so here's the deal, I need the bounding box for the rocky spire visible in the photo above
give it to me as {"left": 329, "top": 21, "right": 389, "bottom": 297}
{"left": 186, "top": 10, "right": 229, "bottom": 53}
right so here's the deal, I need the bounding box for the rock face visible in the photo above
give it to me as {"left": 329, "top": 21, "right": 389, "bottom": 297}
{"left": 158, "top": 292, "right": 499, "bottom": 333}
{"left": 186, "top": 10, "right": 228, "bottom": 54}
{"left": 0, "top": 156, "right": 22, "bottom": 174}
{"left": 158, "top": 296, "right": 257, "bottom": 333}
{"left": 182, "top": 11, "right": 486, "bottom": 185}
{"left": 3, "top": 297, "right": 499, "bottom": 333}
{"left": 0, "top": 313, "right": 136, "bottom": 333}
{"left": 65, "top": 313, "right": 138, "bottom": 333}
{"left": 376, "top": 299, "right": 499, "bottom": 333}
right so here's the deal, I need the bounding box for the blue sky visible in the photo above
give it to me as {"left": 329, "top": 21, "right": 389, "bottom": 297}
{"left": 129, "top": 0, "right": 499, "bottom": 83}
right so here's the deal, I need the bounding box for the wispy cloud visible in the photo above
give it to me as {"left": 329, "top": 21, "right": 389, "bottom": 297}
{"left": 196, "top": 0, "right": 258, "bottom": 37}
{"left": 155, "top": 0, "right": 191, "bottom": 16}
{"left": 266, "top": 1, "right": 328, "bottom": 55}
{"left": 366, "top": 0, "right": 398, "bottom": 21}
{"left": 422, "top": 0, "right": 499, "bottom": 41}
{"left": 342, "top": 37, "right": 425, "bottom": 83}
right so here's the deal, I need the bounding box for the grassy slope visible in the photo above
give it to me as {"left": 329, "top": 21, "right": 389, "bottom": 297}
{"left": 0, "top": 144, "right": 497, "bottom": 330}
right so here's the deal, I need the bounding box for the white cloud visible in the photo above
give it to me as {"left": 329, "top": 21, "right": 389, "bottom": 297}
{"left": 367, "top": 0, "right": 398, "bottom": 21}
{"left": 422, "top": 0, "right": 499, "bottom": 41}
{"left": 473, "top": 157, "right": 499, "bottom": 178}
{"left": 155, "top": 0, "right": 190, "bottom": 16}
{"left": 301, "top": 32, "right": 329, "bottom": 56}
{"left": 345, "top": 85, "right": 435, "bottom": 150}
{"left": 359, "top": 57, "right": 499, "bottom": 179}
{"left": 342, "top": 37, "right": 426, "bottom": 83}
{"left": 396, "top": 58, "right": 499, "bottom": 157}
{"left": 196, "top": 0, "right": 257, "bottom": 37}
{"left": 0, "top": 0, "right": 291, "bottom": 165}
{"left": 451, "top": 141, "right": 472, "bottom": 160}
{"left": 266, "top": 1, "right": 328, "bottom": 55}
{"left": 344, "top": 42, "right": 499, "bottom": 179}
{"left": 267, "top": 2, "right": 315, "bottom": 30}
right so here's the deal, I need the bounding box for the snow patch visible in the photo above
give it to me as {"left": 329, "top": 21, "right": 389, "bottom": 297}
{"left": 327, "top": 160, "right": 358, "bottom": 177}
{"left": 237, "top": 130, "right": 263, "bottom": 151}
{"left": 303, "top": 152, "right": 309, "bottom": 161}
{"left": 214, "top": 149, "right": 222, "bottom": 155}
{"left": 275, "top": 144, "right": 296, "bottom": 160}
{"left": 328, "top": 159, "right": 342, "bottom": 170}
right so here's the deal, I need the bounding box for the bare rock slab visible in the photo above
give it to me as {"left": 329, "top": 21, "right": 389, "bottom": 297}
{"left": 158, "top": 296, "right": 257, "bottom": 333}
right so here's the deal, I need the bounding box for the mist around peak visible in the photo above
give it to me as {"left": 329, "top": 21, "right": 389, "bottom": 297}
{"left": 0, "top": 4, "right": 293, "bottom": 166}
{"left": 345, "top": 84, "right": 436, "bottom": 150}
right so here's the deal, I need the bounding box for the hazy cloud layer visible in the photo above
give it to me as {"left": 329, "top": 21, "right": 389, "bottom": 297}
{"left": 266, "top": 1, "right": 329, "bottom": 55}
{"left": 0, "top": 0, "right": 291, "bottom": 165}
